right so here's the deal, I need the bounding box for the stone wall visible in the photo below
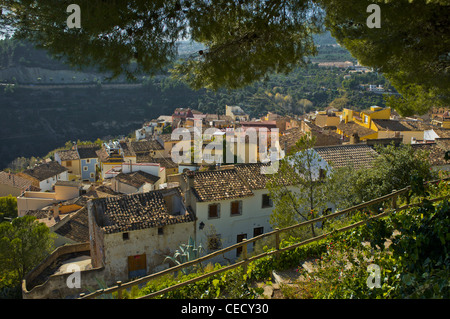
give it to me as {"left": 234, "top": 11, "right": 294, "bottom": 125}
{"left": 22, "top": 243, "right": 105, "bottom": 299}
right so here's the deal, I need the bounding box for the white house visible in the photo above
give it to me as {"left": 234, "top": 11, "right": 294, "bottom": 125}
{"left": 111, "top": 170, "right": 161, "bottom": 194}
{"left": 88, "top": 188, "right": 195, "bottom": 284}
{"left": 181, "top": 163, "right": 288, "bottom": 262}
{"left": 18, "top": 161, "right": 69, "bottom": 192}
{"left": 104, "top": 162, "right": 166, "bottom": 185}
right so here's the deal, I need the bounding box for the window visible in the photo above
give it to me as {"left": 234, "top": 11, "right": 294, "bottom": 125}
{"left": 86, "top": 159, "right": 90, "bottom": 164}
{"left": 123, "top": 232, "right": 129, "bottom": 240}
{"left": 208, "top": 203, "right": 220, "bottom": 219}
{"left": 158, "top": 227, "right": 164, "bottom": 235}
{"left": 83, "top": 166, "right": 88, "bottom": 171}
{"left": 66, "top": 160, "right": 72, "bottom": 167}
{"left": 262, "top": 194, "right": 273, "bottom": 208}
{"left": 90, "top": 173, "right": 95, "bottom": 179}
{"left": 230, "top": 200, "right": 242, "bottom": 216}
{"left": 364, "top": 115, "right": 369, "bottom": 124}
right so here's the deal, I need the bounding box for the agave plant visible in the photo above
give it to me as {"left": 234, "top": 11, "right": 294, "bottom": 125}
{"left": 164, "top": 236, "right": 205, "bottom": 275}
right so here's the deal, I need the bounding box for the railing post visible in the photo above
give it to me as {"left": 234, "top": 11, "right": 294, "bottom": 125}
{"left": 391, "top": 190, "right": 397, "bottom": 210}
{"left": 242, "top": 239, "right": 248, "bottom": 274}
{"left": 275, "top": 228, "right": 280, "bottom": 260}
{"left": 117, "top": 281, "right": 123, "bottom": 299}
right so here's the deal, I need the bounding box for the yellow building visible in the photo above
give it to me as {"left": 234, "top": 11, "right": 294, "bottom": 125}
{"left": 338, "top": 106, "right": 425, "bottom": 143}
{"left": 55, "top": 149, "right": 81, "bottom": 180}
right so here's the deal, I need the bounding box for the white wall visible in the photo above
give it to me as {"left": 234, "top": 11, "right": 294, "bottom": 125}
{"left": 38, "top": 172, "right": 69, "bottom": 192}
{"left": 194, "top": 189, "right": 275, "bottom": 263}
{"left": 101, "top": 221, "right": 195, "bottom": 283}
{"left": 17, "top": 192, "right": 56, "bottom": 217}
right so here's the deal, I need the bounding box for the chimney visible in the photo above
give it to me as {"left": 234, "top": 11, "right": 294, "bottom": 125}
{"left": 53, "top": 203, "right": 60, "bottom": 219}
{"left": 184, "top": 170, "right": 195, "bottom": 209}
{"left": 350, "top": 133, "right": 360, "bottom": 144}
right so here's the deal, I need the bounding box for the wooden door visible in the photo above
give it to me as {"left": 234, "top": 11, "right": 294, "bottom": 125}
{"left": 128, "top": 254, "right": 147, "bottom": 279}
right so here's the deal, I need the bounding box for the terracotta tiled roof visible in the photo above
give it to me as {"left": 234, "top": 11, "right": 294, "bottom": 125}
{"left": 92, "top": 188, "right": 194, "bottom": 234}
{"left": 436, "top": 138, "right": 450, "bottom": 151}
{"left": 234, "top": 163, "right": 271, "bottom": 190}
{"left": 433, "top": 129, "right": 450, "bottom": 139}
{"left": 372, "top": 119, "right": 411, "bottom": 131}
{"left": 280, "top": 127, "right": 306, "bottom": 154}
{"left": 131, "top": 140, "right": 164, "bottom": 153}
{"left": 119, "top": 141, "right": 136, "bottom": 157}
{"left": 280, "top": 126, "right": 343, "bottom": 154}
{"left": 412, "top": 139, "right": 450, "bottom": 167}
{"left": 56, "top": 149, "right": 80, "bottom": 161}
{"left": 26, "top": 209, "right": 53, "bottom": 219}
{"left": 96, "top": 148, "right": 124, "bottom": 163}
{"left": 399, "top": 120, "right": 434, "bottom": 131}
{"left": 114, "top": 170, "right": 160, "bottom": 188}
{"left": 314, "top": 144, "right": 378, "bottom": 169}
{"left": 0, "top": 171, "right": 32, "bottom": 189}
{"left": 21, "top": 162, "right": 68, "bottom": 181}
{"left": 337, "top": 121, "right": 377, "bottom": 138}
{"left": 55, "top": 207, "right": 89, "bottom": 243}
{"left": 136, "top": 156, "right": 178, "bottom": 169}
{"left": 77, "top": 145, "right": 101, "bottom": 159}
{"left": 157, "top": 131, "right": 195, "bottom": 143}
{"left": 190, "top": 169, "right": 254, "bottom": 202}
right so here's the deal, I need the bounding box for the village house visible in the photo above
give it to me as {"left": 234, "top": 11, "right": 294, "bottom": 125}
{"left": 141, "top": 156, "right": 179, "bottom": 177}
{"left": 24, "top": 197, "right": 85, "bottom": 247}
{"left": 313, "top": 144, "right": 379, "bottom": 171}
{"left": 412, "top": 138, "right": 450, "bottom": 172}
{"left": 180, "top": 163, "right": 287, "bottom": 262}
{"left": 315, "top": 113, "right": 341, "bottom": 128}
{"left": 119, "top": 140, "right": 137, "bottom": 164}
{"left": 0, "top": 171, "right": 36, "bottom": 197}
{"left": 55, "top": 149, "right": 81, "bottom": 180}
{"left": 337, "top": 106, "right": 427, "bottom": 143}
{"left": 104, "top": 162, "right": 166, "bottom": 186}
{"left": 155, "top": 132, "right": 194, "bottom": 158}
{"left": 96, "top": 141, "right": 125, "bottom": 180}
{"left": 301, "top": 120, "right": 345, "bottom": 147}
{"left": 111, "top": 170, "right": 161, "bottom": 194}
{"left": 88, "top": 187, "right": 196, "bottom": 284}
{"left": 431, "top": 111, "right": 450, "bottom": 129}
{"left": 18, "top": 161, "right": 69, "bottom": 192}
{"left": 17, "top": 180, "right": 82, "bottom": 217}
{"left": 135, "top": 122, "right": 155, "bottom": 141}
{"left": 130, "top": 140, "right": 165, "bottom": 159}
{"left": 77, "top": 145, "right": 101, "bottom": 182}
{"left": 204, "top": 114, "right": 235, "bottom": 129}
{"left": 225, "top": 105, "right": 250, "bottom": 122}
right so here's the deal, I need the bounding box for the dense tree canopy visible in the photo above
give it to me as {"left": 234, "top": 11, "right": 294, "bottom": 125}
{"left": 1, "top": 0, "right": 448, "bottom": 114}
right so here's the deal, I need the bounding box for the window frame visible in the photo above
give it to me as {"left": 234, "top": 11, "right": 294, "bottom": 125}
{"left": 208, "top": 203, "right": 220, "bottom": 219}
{"left": 230, "top": 200, "right": 242, "bottom": 216}
{"left": 262, "top": 194, "right": 273, "bottom": 208}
